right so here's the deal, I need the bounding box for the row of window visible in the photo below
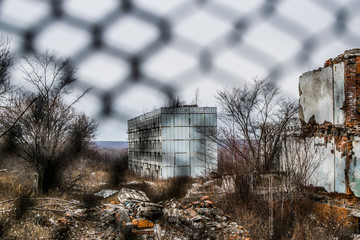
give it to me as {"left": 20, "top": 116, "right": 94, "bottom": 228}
{"left": 129, "top": 116, "right": 161, "bottom": 130}
{"left": 161, "top": 113, "right": 217, "bottom": 127}
{"left": 128, "top": 142, "right": 162, "bottom": 150}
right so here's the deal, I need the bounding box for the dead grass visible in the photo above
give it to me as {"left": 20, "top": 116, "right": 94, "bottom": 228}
{"left": 124, "top": 176, "right": 195, "bottom": 203}
{"left": 218, "top": 192, "right": 358, "bottom": 240}
{"left": 0, "top": 150, "right": 197, "bottom": 239}
{"left": 1, "top": 157, "right": 356, "bottom": 240}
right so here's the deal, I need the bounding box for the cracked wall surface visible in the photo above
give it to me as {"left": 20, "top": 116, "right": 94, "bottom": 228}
{"left": 299, "top": 49, "right": 360, "bottom": 196}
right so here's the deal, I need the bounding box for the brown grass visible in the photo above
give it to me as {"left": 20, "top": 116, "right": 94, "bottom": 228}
{"left": 0, "top": 150, "right": 197, "bottom": 239}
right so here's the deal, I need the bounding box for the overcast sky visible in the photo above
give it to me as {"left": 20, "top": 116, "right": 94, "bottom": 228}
{"left": 0, "top": 0, "right": 359, "bottom": 141}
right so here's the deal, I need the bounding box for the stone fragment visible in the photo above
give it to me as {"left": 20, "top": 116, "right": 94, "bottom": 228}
{"left": 201, "top": 195, "right": 210, "bottom": 201}
{"left": 118, "top": 188, "right": 150, "bottom": 203}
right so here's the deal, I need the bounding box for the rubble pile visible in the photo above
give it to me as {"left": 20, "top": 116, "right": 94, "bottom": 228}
{"left": 45, "top": 188, "right": 162, "bottom": 239}
{"left": 118, "top": 188, "right": 150, "bottom": 203}
{"left": 183, "top": 180, "right": 225, "bottom": 202}
{"left": 0, "top": 197, "right": 129, "bottom": 239}
{"left": 161, "top": 195, "right": 249, "bottom": 240}
{"left": 0, "top": 184, "right": 249, "bottom": 239}
{"left": 73, "top": 186, "right": 249, "bottom": 239}
{"left": 94, "top": 189, "right": 119, "bottom": 199}
{"left": 57, "top": 202, "right": 128, "bottom": 239}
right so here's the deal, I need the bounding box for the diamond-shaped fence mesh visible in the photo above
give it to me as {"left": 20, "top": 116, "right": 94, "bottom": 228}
{"left": 0, "top": 0, "right": 359, "bottom": 140}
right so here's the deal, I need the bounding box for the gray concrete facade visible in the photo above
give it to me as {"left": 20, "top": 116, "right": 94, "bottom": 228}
{"left": 128, "top": 107, "right": 217, "bottom": 179}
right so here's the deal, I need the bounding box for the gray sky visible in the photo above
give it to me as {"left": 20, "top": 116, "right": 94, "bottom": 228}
{"left": 0, "top": 0, "right": 359, "bottom": 141}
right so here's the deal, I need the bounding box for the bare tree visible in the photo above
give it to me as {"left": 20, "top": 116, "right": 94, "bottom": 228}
{"left": 216, "top": 79, "right": 298, "bottom": 173}
{"left": 280, "top": 129, "right": 325, "bottom": 191}
{"left": 0, "top": 52, "right": 97, "bottom": 193}
{"left": 0, "top": 36, "right": 18, "bottom": 153}
{"left": 215, "top": 79, "right": 329, "bottom": 239}
{"left": 0, "top": 35, "right": 13, "bottom": 98}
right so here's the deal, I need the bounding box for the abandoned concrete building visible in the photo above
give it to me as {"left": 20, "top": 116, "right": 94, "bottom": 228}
{"left": 127, "top": 106, "right": 217, "bottom": 179}
{"left": 294, "top": 49, "right": 360, "bottom": 197}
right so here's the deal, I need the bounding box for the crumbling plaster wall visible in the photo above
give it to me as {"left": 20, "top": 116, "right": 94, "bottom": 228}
{"left": 334, "top": 62, "right": 346, "bottom": 125}
{"left": 299, "top": 66, "right": 334, "bottom": 124}
{"left": 349, "top": 140, "right": 360, "bottom": 196}
{"left": 299, "top": 63, "right": 345, "bottom": 125}
{"left": 299, "top": 49, "right": 360, "bottom": 197}
{"left": 309, "top": 137, "right": 335, "bottom": 193}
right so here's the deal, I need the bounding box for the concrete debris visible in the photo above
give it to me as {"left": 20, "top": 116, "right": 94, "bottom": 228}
{"left": 352, "top": 234, "right": 360, "bottom": 240}
{"left": 25, "top": 185, "right": 249, "bottom": 239}
{"left": 144, "top": 181, "right": 157, "bottom": 188}
{"left": 94, "top": 189, "right": 118, "bottom": 198}
{"left": 184, "top": 182, "right": 217, "bottom": 201}
{"left": 137, "top": 205, "right": 162, "bottom": 219}
{"left": 222, "top": 175, "right": 236, "bottom": 193}
{"left": 161, "top": 196, "right": 249, "bottom": 240}
{"left": 118, "top": 188, "right": 150, "bottom": 203}
{"left": 127, "top": 180, "right": 142, "bottom": 185}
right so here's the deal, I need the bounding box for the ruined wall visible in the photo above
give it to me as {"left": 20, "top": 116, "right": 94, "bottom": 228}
{"left": 310, "top": 137, "right": 335, "bottom": 192}
{"left": 298, "top": 49, "right": 360, "bottom": 197}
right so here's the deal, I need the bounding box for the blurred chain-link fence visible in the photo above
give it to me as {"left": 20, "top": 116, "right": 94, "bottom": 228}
{"left": 0, "top": 0, "right": 359, "bottom": 139}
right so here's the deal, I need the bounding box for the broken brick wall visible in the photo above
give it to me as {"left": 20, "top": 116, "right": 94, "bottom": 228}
{"left": 296, "top": 49, "right": 360, "bottom": 197}
{"left": 323, "top": 49, "right": 360, "bottom": 128}
{"left": 344, "top": 54, "right": 360, "bottom": 128}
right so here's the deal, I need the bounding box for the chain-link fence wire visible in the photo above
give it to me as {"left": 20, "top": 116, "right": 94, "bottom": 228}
{"left": 0, "top": 0, "right": 359, "bottom": 137}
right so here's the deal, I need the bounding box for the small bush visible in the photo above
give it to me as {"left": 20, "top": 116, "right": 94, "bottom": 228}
{"left": 147, "top": 176, "right": 194, "bottom": 202}
{"left": 107, "top": 152, "right": 128, "bottom": 188}
{"left": 53, "top": 225, "right": 71, "bottom": 240}
{"left": 14, "top": 193, "right": 34, "bottom": 220}
{"left": 0, "top": 219, "right": 10, "bottom": 238}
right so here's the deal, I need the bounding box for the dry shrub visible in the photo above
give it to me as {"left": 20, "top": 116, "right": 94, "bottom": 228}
{"left": 149, "top": 176, "right": 194, "bottom": 202}
{"left": 0, "top": 177, "right": 14, "bottom": 199}
{"left": 13, "top": 193, "right": 34, "bottom": 220}
{"left": 52, "top": 225, "right": 71, "bottom": 240}
{"left": 59, "top": 148, "right": 128, "bottom": 193}
{"left": 220, "top": 190, "right": 358, "bottom": 240}
{"left": 219, "top": 194, "right": 271, "bottom": 239}
{"left": 61, "top": 158, "right": 91, "bottom": 192}
{"left": 0, "top": 219, "right": 10, "bottom": 238}
{"left": 106, "top": 150, "right": 128, "bottom": 188}
{"left": 78, "top": 192, "right": 101, "bottom": 208}
{"left": 124, "top": 176, "right": 194, "bottom": 203}
{"left": 0, "top": 157, "right": 35, "bottom": 199}
{"left": 290, "top": 217, "right": 354, "bottom": 240}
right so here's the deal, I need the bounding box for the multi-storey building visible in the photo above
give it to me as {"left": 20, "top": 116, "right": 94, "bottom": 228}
{"left": 128, "top": 106, "right": 217, "bottom": 179}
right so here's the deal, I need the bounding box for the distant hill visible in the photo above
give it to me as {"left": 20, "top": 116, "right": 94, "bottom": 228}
{"left": 95, "top": 141, "right": 128, "bottom": 150}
